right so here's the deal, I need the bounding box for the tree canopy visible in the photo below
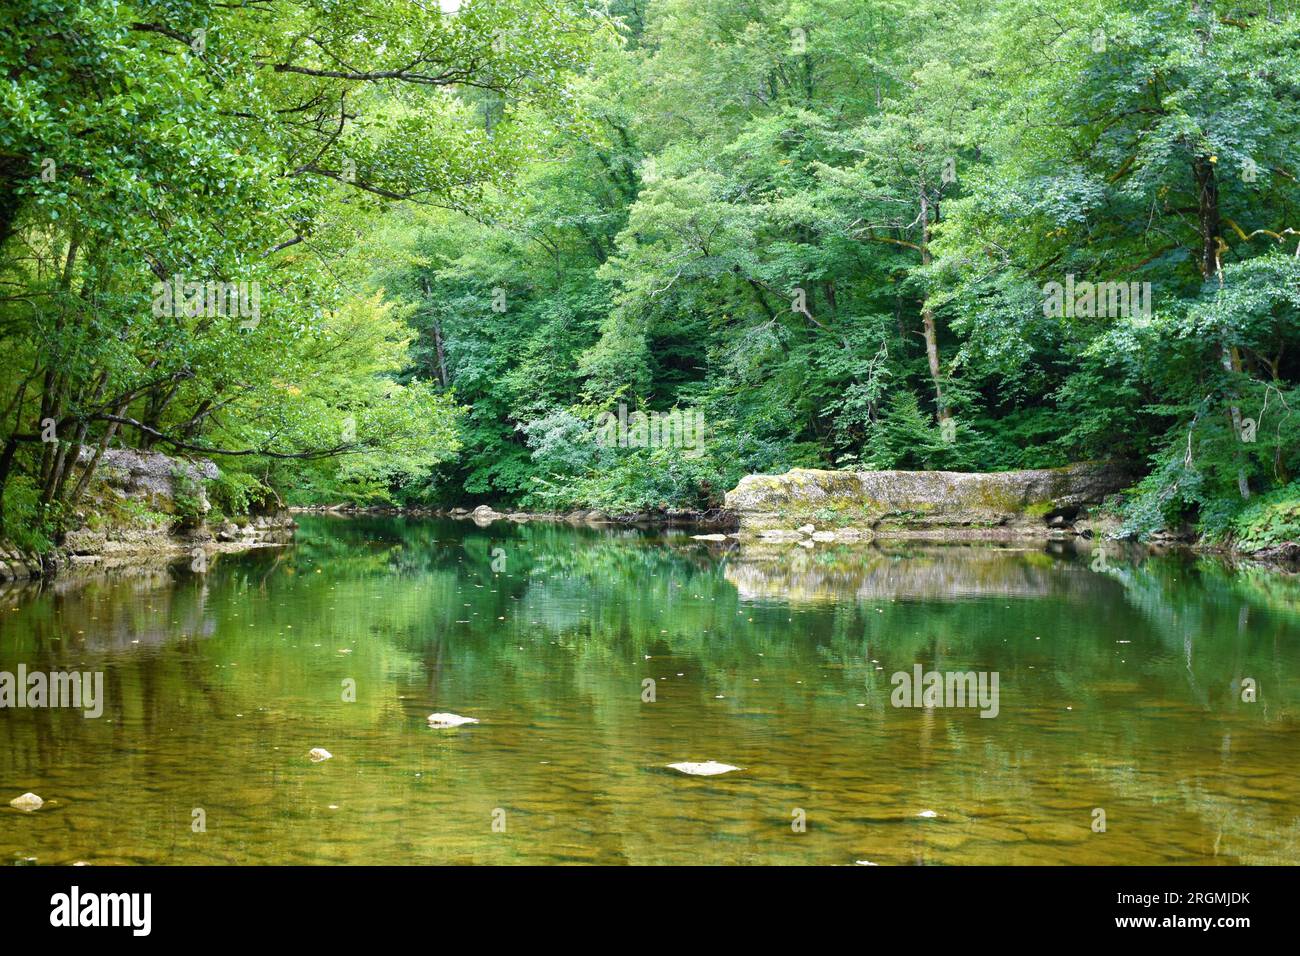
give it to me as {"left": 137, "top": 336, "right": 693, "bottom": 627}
{"left": 2, "top": 0, "right": 1298, "bottom": 550}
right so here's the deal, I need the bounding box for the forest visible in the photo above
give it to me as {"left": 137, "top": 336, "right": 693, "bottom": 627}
{"left": 1, "top": 0, "right": 1298, "bottom": 555}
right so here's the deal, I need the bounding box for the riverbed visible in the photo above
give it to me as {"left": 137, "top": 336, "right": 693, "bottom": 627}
{"left": 1, "top": 516, "right": 1296, "bottom": 864}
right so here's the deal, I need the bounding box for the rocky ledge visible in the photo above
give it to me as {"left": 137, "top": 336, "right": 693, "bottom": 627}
{"left": 722, "top": 462, "right": 1131, "bottom": 540}
{"left": 0, "top": 448, "right": 295, "bottom": 584}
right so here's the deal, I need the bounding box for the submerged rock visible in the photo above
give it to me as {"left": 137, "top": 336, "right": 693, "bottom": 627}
{"left": 9, "top": 792, "right": 43, "bottom": 811}
{"left": 666, "top": 760, "right": 741, "bottom": 776}
{"left": 308, "top": 748, "right": 333, "bottom": 762}
{"left": 427, "top": 713, "right": 479, "bottom": 728}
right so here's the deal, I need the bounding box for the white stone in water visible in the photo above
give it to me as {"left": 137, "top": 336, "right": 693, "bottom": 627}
{"left": 666, "top": 760, "right": 741, "bottom": 776}
{"left": 797, "top": 524, "right": 815, "bottom": 534}
{"left": 916, "top": 810, "right": 938, "bottom": 818}
{"left": 9, "top": 792, "right": 43, "bottom": 811}
{"left": 308, "top": 748, "right": 333, "bottom": 762}
{"left": 427, "top": 713, "right": 479, "bottom": 728}
{"left": 855, "top": 860, "right": 880, "bottom": 866}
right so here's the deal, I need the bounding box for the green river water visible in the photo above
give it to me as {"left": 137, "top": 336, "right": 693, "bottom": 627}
{"left": 1, "top": 516, "right": 1297, "bottom": 865}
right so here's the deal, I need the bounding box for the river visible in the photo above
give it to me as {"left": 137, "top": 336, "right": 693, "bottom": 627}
{"left": 1, "top": 516, "right": 1296, "bottom": 864}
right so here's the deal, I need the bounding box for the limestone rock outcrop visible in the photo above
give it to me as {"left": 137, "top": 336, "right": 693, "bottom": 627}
{"left": 723, "top": 462, "right": 1131, "bottom": 537}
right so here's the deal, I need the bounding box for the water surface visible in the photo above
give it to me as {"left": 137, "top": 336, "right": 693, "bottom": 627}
{"left": 2, "top": 517, "right": 1297, "bottom": 864}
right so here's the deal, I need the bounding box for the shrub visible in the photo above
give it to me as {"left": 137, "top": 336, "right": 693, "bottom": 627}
{"left": 209, "top": 470, "right": 269, "bottom": 519}
{"left": 171, "top": 467, "right": 207, "bottom": 528}
{"left": 0, "top": 475, "right": 55, "bottom": 555}
{"left": 1226, "top": 482, "right": 1300, "bottom": 552}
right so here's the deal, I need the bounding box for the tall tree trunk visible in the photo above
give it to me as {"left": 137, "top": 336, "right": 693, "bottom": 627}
{"left": 39, "top": 376, "right": 70, "bottom": 504}
{"left": 50, "top": 372, "right": 108, "bottom": 504}
{"left": 918, "top": 184, "right": 948, "bottom": 422}
{"left": 37, "top": 236, "right": 81, "bottom": 503}
{"left": 433, "top": 322, "right": 450, "bottom": 389}
{"left": 181, "top": 398, "right": 213, "bottom": 441}
{"left": 420, "top": 278, "right": 451, "bottom": 388}
{"left": 67, "top": 403, "right": 127, "bottom": 510}
{"left": 1194, "top": 152, "right": 1250, "bottom": 499}
{"left": 139, "top": 380, "right": 180, "bottom": 450}
{"left": 36, "top": 369, "right": 58, "bottom": 495}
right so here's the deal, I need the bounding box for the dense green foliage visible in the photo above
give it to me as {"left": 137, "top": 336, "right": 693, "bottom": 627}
{"left": 2, "top": 0, "right": 1297, "bottom": 551}
{"left": 376, "top": 0, "right": 1299, "bottom": 546}
{"left": 0, "top": 0, "right": 591, "bottom": 542}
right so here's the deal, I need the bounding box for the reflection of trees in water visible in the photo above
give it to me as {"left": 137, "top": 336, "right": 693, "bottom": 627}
{"left": 0, "top": 557, "right": 247, "bottom": 776}
{"left": 5, "top": 518, "right": 1298, "bottom": 862}
{"left": 262, "top": 521, "right": 1300, "bottom": 725}
{"left": 1108, "top": 555, "right": 1299, "bottom": 719}
{"left": 1089, "top": 551, "right": 1300, "bottom": 862}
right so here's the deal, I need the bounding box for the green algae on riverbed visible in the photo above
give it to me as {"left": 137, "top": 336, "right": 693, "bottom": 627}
{"left": 1, "top": 516, "right": 1297, "bottom": 865}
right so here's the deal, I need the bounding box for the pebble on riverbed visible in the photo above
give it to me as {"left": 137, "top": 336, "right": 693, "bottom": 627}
{"left": 308, "top": 748, "right": 333, "bottom": 762}
{"left": 427, "top": 713, "right": 479, "bottom": 728}
{"left": 666, "top": 761, "right": 741, "bottom": 776}
{"left": 9, "top": 792, "right": 43, "bottom": 811}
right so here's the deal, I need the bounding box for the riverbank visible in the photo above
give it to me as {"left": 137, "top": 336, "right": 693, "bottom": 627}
{"left": 289, "top": 501, "right": 735, "bottom": 527}
{"left": 0, "top": 448, "right": 295, "bottom": 586}
{"left": 0, "top": 519, "right": 295, "bottom": 587}
{"left": 7, "top": 454, "right": 1296, "bottom": 587}
{"left": 290, "top": 496, "right": 1298, "bottom": 569}
{"left": 295, "top": 461, "right": 1138, "bottom": 539}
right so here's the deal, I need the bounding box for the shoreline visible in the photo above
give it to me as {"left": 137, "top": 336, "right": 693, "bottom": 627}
{"left": 289, "top": 503, "right": 1298, "bottom": 569}
{"left": 0, "top": 512, "right": 296, "bottom": 589}
{"left": 4, "top": 503, "right": 1294, "bottom": 593}
{"left": 287, "top": 502, "right": 737, "bottom": 527}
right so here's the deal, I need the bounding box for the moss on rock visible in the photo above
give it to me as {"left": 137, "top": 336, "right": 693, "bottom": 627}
{"left": 724, "top": 463, "right": 1131, "bottom": 536}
